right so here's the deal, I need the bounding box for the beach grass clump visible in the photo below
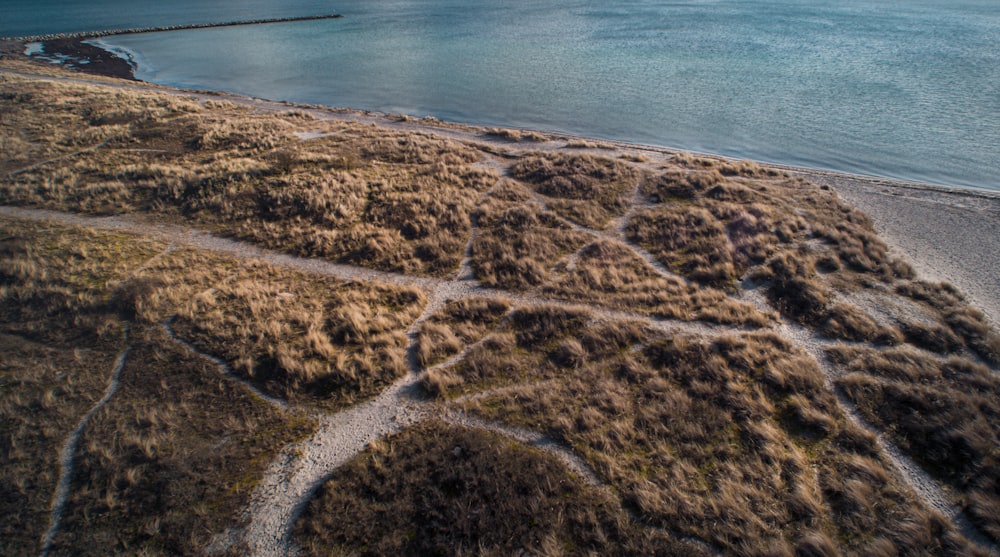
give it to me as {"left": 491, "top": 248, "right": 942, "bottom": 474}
{"left": 294, "top": 421, "right": 697, "bottom": 556}
{"left": 510, "top": 153, "right": 638, "bottom": 229}
{"left": 450, "top": 328, "right": 975, "bottom": 555}
{"left": 539, "top": 239, "right": 772, "bottom": 326}
{"left": 830, "top": 344, "right": 1000, "bottom": 542}
{"left": 896, "top": 281, "right": 1000, "bottom": 365}
{"left": 640, "top": 168, "right": 725, "bottom": 202}
{"left": 626, "top": 204, "right": 739, "bottom": 289}
{"left": 415, "top": 297, "right": 510, "bottom": 368}
{"left": 143, "top": 256, "right": 426, "bottom": 410}
{"left": 470, "top": 180, "right": 591, "bottom": 290}
{"left": 752, "top": 251, "right": 903, "bottom": 343}
{"left": 419, "top": 305, "right": 649, "bottom": 398}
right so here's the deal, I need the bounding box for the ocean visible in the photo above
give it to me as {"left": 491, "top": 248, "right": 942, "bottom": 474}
{"left": 5, "top": 0, "right": 999, "bottom": 191}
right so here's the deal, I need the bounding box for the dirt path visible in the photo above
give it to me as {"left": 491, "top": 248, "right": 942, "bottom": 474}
{"left": 775, "top": 319, "right": 998, "bottom": 555}
{"left": 40, "top": 331, "right": 130, "bottom": 557}
{"left": 5, "top": 199, "right": 995, "bottom": 555}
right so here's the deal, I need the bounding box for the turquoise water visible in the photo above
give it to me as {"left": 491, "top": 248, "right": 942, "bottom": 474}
{"left": 7, "top": 0, "right": 1000, "bottom": 190}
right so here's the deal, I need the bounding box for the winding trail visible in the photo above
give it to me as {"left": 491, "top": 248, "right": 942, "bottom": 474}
{"left": 4, "top": 170, "right": 998, "bottom": 554}
{"left": 239, "top": 376, "right": 428, "bottom": 556}
{"left": 40, "top": 327, "right": 130, "bottom": 557}
{"left": 776, "top": 319, "right": 999, "bottom": 554}
{"left": 2, "top": 67, "right": 998, "bottom": 555}
{"left": 5, "top": 198, "right": 996, "bottom": 555}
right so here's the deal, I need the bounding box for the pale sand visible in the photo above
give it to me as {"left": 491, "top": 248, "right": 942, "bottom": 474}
{"left": 805, "top": 171, "right": 1000, "bottom": 329}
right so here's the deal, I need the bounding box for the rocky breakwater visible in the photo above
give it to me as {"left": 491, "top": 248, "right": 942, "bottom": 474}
{"left": 1, "top": 14, "right": 343, "bottom": 42}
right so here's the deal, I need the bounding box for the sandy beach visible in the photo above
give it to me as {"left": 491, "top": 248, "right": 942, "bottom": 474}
{"left": 810, "top": 173, "right": 1000, "bottom": 329}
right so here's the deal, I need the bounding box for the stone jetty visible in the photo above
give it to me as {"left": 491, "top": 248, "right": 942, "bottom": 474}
{"left": 1, "top": 14, "right": 343, "bottom": 42}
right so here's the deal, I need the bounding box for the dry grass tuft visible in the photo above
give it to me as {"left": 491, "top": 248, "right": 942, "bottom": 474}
{"left": 511, "top": 153, "right": 638, "bottom": 229}
{"left": 142, "top": 257, "right": 427, "bottom": 410}
{"left": 896, "top": 281, "right": 1000, "bottom": 365}
{"left": 471, "top": 180, "right": 592, "bottom": 290}
{"left": 294, "top": 421, "right": 697, "bottom": 555}
{"left": 831, "top": 344, "right": 1000, "bottom": 541}
{"left": 627, "top": 204, "right": 739, "bottom": 289}
{"left": 416, "top": 297, "right": 510, "bottom": 368}
{"left": 541, "top": 239, "right": 772, "bottom": 326}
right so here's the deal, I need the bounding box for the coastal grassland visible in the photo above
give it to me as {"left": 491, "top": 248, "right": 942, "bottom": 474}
{"left": 166, "top": 259, "right": 426, "bottom": 410}
{"left": 434, "top": 311, "right": 978, "bottom": 555}
{"left": 415, "top": 297, "right": 511, "bottom": 368}
{"left": 88, "top": 236, "right": 427, "bottom": 411}
{"left": 0, "top": 73, "right": 497, "bottom": 277}
{"left": 510, "top": 153, "right": 639, "bottom": 229}
{"left": 0, "top": 221, "right": 139, "bottom": 554}
{"left": 540, "top": 238, "right": 773, "bottom": 327}
{"left": 830, "top": 345, "right": 1000, "bottom": 542}
{"left": 51, "top": 324, "right": 313, "bottom": 555}
{"left": 0, "top": 218, "right": 313, "bottom": 554}
{"left": 418, "top": 304, "right": 646, "bottom": 399}
{"left": 628, "top": 155, "right": 919, "bottom": 341}
{"left": 294, "top": 421, "right": 698, "bottom": 556}
{"left": 470, "top": 179, "right": 592, "bottom": 290}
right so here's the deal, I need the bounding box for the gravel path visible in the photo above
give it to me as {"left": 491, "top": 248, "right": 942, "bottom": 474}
{"left": 40, "top": 329, "right": 130, "bottom": 557}
{"left": 238, "top": 376, "right": 429, "bottom": 556}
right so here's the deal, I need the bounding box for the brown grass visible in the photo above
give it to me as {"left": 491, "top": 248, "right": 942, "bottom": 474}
{"left": 5, "top": 67, "right": 1000, "bottom": 554}
{"left": 172, "top": 266, "right": 423, "bottom": 409}
{"left": 540, "top": 239, "right": 772, "bottom": 326}
{"left": 0, "top": 75, "right": 495, "bottom": 277}
{"left": 415, "top": 297, "right": 510, "bottom": 368}
{"left": 0, "top": 217, "right": 313, "bottom": 554}
{"left": 0, "top": 332, "right": 123, "bottom": 555}
{"left": 448, "top": 327, "right": 977, "bottom": 555}
{"left": 897, "top": 281, "right": 1000, "bottom": 365}
{"left": 470, "top": 179, "right": 592, "bottom": 290}
{"left": 52, "top": 324, "right": 313, "bottom": 555}
{"left": 510, "top": 153, "right": 638, "bottom": 229}
{"left": 831, "top": 344, "right": 1000, "bottom": 542}
{"left": 627, "top": 204, "right": 740, "bottom": 289}
{"left": 294, "top": 421, "right": 697, "bottom": 556}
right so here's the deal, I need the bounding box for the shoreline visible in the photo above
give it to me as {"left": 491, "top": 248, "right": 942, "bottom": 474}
{"left": 2, "top": 54, "right": 997, "bottom": 328}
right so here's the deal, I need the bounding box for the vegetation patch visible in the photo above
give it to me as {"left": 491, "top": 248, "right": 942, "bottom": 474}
{"left": 415, "top": 297, "right": 511, "bottom": 368}
{"left": 831, "top": 345, "right": 1000, "bottom": 542}
{"left": 52, "top": 324, "right": 313, "bottom": 555}
{"left": 511, "top": 153, "right": 638, "bottom": 229}
{"left": 454, "top": 329, "right": 977, "bottom": 556}
{"left": 294, "top": 421, "right": 694, "bottom": 556}
{"left": 0, "top": 75, "right": 495, "bottom": 277}
{"left": 540, "top": 239, "right": 771, "bottom": 326}
{"left": 0, "top": 218, "right": 313, "bottom": 554}
{"left": 470, "top": 180, "right": 591, "bottom": 290}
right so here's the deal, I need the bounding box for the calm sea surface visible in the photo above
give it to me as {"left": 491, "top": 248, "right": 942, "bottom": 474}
{"left": 6, "top": 0, "right": 999, "bottom": 190}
